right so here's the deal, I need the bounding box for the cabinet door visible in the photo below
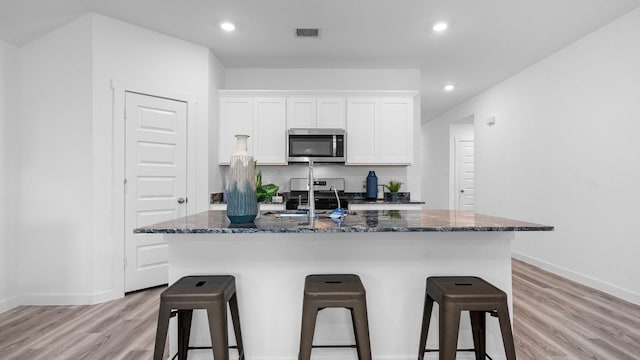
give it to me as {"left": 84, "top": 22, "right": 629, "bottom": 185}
{"left": 346, "top": 98, "right": 378, "bottom": 164}
{"left": 254, "top": 97, "right": 287, "bottom": 165}
{"left": 286, "top": 97, "right": 316, "bottom": 129}
{"left": 379, "top": 98, "right": 414, "bottom": 164}
{"left": 219, "top": 97, "right": 253, "bottom": 164}
{"left": 316, "top": 97, "right": 346, "bottom": 128}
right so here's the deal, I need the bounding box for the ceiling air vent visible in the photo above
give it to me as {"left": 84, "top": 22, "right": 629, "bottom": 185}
{"left": 295, "top": 28, "right": 320, "bottom": 38}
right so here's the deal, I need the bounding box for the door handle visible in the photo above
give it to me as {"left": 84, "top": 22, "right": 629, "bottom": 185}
{"left": 177, "top": 197, "right": 186, "bottom": 204}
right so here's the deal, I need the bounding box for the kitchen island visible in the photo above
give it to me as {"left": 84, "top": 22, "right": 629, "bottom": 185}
{"left": 136, "top": 210, "right": 552, "bottom": 360}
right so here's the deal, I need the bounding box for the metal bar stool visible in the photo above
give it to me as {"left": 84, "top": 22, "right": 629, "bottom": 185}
{"left": 417, "top": 276, "right": 516, "bottom": 360}
{"left": 154, "top": 275, "right": 245, "bottom": 360}
{"left": 298, "top": 274, "right": 372, "bottom": 360}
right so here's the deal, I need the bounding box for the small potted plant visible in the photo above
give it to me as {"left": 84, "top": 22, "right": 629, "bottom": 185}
{"left": 255, "top": 161, "right": 279, "bottom": 203}
{"left": 385, "top": 180, "right": 403, "bottom": 201}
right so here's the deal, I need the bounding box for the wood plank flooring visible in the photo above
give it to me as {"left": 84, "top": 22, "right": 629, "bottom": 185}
{"left": 1, "top": 259, "right": 638, "bottom": 359}
{"left": 512, "top": 258, "right": 640, "bottom": 360}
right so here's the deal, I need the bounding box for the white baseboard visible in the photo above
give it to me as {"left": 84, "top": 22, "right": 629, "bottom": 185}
{"left": 512, "top": 252, "right": 640, "bottom": 305}
{"left": 184, "top": 349, "right": 480, "bottom": 360}
{"left": 18, "top": 289, "right": 122, "bottom": 306}
{"left": 0, "top": 295, "right": 19, "bottom": 314}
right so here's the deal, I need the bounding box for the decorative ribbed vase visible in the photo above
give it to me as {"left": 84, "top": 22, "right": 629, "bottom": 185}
{"left": 226, "top": 135, "right": 258, "bottom": 223}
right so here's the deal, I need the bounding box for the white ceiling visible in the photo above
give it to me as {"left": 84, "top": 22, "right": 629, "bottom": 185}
{"left": 2, "top": 0, "right": 640, "bottom": 120}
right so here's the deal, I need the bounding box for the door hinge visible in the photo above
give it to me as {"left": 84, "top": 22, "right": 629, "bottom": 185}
{"left": 124, "top": 256, "right": 127, "bottom": 269}
{"left": 124, "top": 178, "right": 128, "bottom": 193}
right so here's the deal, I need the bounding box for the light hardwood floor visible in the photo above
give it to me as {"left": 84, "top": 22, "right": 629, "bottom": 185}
{"left": 1, "top": 259, "right": 639, "bottom": 359}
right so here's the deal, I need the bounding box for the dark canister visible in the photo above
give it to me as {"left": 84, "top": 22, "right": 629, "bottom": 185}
{"left": 366, "top": 171, "right": 378, "bottom": 200}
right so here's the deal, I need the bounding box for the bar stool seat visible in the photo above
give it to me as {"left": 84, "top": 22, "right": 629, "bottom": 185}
{"left": 154, "top": 275, "right": 245, "bottom": 360}
{"left": 417, "top": 276, "right": 516, "bottom": 360}
{"left": 298, "top": 274, "right": 372, "bottom": 360}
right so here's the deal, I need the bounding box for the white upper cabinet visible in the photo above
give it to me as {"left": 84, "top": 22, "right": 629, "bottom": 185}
{"left": 219, "top": 97, "right": 253, "bottom": 165}
{"left": 286, "top": 97, "right": 316, "bottom": 128}
{"left": 379, "top": 98, "right": 414, "bottom": 164}
{"left": 219, "top": 96, "right": 287, "bottom": 165}
{"left": 346, "top": 98, "right": 379, "bottom": 164}
{"left": 219, "top": 91, "right": 415, "bottom": 166}
{"left": 287, "top": 97, "right": 346, "bottom": 129}
{"left": 253, "top": 97, "right": 287, "bottom": 165}
{"left": 316, "top": 98, "right": 346, "bottom": 128}
{"left": 346, "top": 97, "right": 414, "bottom": 165}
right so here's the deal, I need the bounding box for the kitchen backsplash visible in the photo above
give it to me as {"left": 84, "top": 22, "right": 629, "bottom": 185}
{"left": 220, "top": 163, "right": 409, "bottom": 194}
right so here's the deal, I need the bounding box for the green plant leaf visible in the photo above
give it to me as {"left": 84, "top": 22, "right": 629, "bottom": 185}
{"left": 257, "top": 183, "right": 279, "bottom": 202}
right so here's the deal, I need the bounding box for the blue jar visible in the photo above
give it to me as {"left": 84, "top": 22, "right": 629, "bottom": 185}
{"left": 366, "top": 171, "right": 378, "bottom": 200}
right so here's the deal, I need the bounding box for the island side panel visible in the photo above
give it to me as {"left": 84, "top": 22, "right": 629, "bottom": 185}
{"left": 166, "top": 231, "right": 515, "bottom": 360}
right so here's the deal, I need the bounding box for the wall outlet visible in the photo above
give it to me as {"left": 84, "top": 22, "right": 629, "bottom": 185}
{"left": 362, "top": 180, "right": 366, "bottom": 189}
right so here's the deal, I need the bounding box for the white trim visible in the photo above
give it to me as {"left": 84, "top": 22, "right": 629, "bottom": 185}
{"left": 512, "top": 252, "right": 640, "bottom": 306}
{"left": 16, "top": 290, "right": 116, "bottom": 306}
{"left": 0, "top": 296, "right": 19, "bottom": 314}
{"left": 219, "top": 89, "right": 419, "bottom": 98}
{"left": 110, "top": 78, "right": 198, "bottom": 296}
{"left": 183, "top": 349, "right": 475, "bottom": 360}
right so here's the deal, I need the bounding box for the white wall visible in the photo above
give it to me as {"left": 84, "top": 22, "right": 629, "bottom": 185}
{"left": 91, "top": 14, "right": 212, "bottom": 300}
{"left": 208, "top": 52, "right": 226, "bottom": 194}
{"left": 3, "top": 14, "right": 215, "bottom": 308}
{"left": 424, "top": 8, "right": 640, "bottom": 304}
{"left": 18, "top": 16, "right": 95, "bottom": 303}
{"left": 0, "top": 40, "right": 19, "bottom": 312}
{"left": 224, "top": 68, "right": 423, "bottom": 200}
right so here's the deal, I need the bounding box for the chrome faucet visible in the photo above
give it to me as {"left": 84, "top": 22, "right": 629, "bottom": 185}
{"left": 308, "top": 160, "right": 315, "bottom": 219}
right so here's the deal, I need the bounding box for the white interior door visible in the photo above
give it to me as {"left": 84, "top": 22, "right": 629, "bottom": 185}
{"left": 455, "top": 138, "right": 475, "bottom": 211}
{"left": 125, "top": 92, "right": 187, "bottom": 292}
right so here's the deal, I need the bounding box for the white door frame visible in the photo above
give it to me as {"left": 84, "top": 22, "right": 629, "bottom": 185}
{"left": 111, "top": 79, "right": 197, "bottom": 297}
{"left": 448, "top": 117, "right": 475, "bottom": 210}
{"left": 451, "top": 137, "right": 475, "bottom": 211}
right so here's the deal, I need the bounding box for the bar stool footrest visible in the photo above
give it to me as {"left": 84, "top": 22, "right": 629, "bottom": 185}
{"left": 423, "top": 348, "right": 495, "bottom": 359}
{"left": 311, "top": 344, "right": 357, "bottom": 349}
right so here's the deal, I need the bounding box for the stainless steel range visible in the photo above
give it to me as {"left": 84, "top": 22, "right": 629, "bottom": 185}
{"left": 286, "top": 178, "right": 349, "bottom": 210}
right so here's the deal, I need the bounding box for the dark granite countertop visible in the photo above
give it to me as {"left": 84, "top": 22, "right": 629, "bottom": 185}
{"left": 349, "top": 200, "right": 425, "bottom": 205}
{"left": 134, "top": 210, "right": 553, "bottom": 234}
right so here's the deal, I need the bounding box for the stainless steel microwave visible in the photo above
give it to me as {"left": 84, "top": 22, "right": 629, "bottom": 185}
{"left": 287, "top": 128, "right": 346, "bottom": 163}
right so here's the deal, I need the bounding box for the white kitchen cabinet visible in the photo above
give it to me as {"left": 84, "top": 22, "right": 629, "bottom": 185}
{"left": 286, "top": 97, "right": 316, "bottom": 128}
{"left": 379, "top": 98, "right": 414, "bottom": 164}
{"left": 346, "top": 97, "right": 414, "bottom": 165}
{"left": 346, "top": 98, "right": 378, "bottom": 163}
{"left": 253, "top": 98, "right": 287, "bottom": 164}
{"left": 219, "top": 97, "right": 253, "bottom": 165}
{"left": 219, "top": 97, "right": 286, "bottom": 165}
{"left": 316, "top": 97, "right": 346, "bottom": 128}
{"left": 287, "top": 97, "right": 346, "bottom": 129}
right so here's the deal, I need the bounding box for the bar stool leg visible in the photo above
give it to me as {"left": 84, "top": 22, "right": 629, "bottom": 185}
{"left": 154, "top": 302, "right": 171, "bottom": 360}
{"left": 178, "top": 310, "right": 193, "bottom": 359}
{"left": 229, "top": 293, "right": 245, "bottom": 360}
{"left": 439, "top": 303, "right": 461, "bottom": 360}
{"left": 469, "top": 311, "right": 486, "bottom": 360}
{"left": 496, "top": 303, "right": 517, "bottom": 360}
{"left": 298, "top": 301, "right": 318, "bottom": 360}
{"left": 417, "top": 294, "right": 434, "bottom": 360}
{"left": 207, "top": 302, "right": 230, "bottom": 360}
{"left": 351, "top": 303, "right": 372, "bottom": 360}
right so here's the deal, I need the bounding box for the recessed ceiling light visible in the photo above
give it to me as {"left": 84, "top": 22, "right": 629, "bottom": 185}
{"left": 220, "top": 22, "right": 236, "bottom": 32}
{"left": 444, "top": 84, "right": 455, "bottom": 92}
{"left": 432, "top": 22, "right": 448, "bottom": 32}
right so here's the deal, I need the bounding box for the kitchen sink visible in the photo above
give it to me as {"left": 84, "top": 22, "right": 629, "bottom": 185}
{"left": 271, "top": 210, "right": 310, "bottom": 217}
